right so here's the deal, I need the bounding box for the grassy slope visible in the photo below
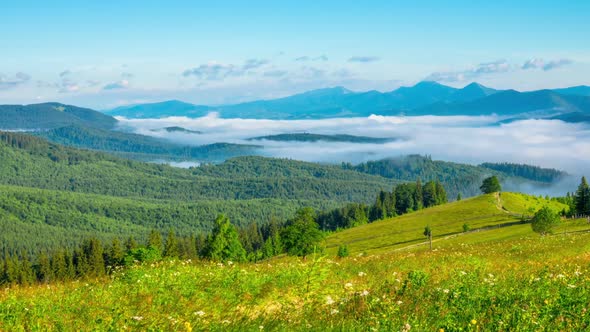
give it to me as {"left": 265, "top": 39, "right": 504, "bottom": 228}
{"left": 325, "top": 192, "right": 568, "bottom": 254}
{"left": 3, "top": 220, "right": 590, "bottom": 331}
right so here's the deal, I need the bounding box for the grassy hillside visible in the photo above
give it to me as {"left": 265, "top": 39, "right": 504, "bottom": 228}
{"left": 2, "top": 216, "right": 590, "bottom": 331}
{"left": 326, "top": 192, "right": 568, "bottom": 254}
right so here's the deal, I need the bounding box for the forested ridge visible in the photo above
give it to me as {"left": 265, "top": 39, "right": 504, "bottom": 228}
{"left": 0, "top": 103, "right": 116, "bottom": 130}
{"left": 36, "top": 124, "right": 258, "bottom": 161}
{"left": 0, "top": 131, "right": 399, "bottom": 203}
{"left": 342, "top": 155, "right": 565, "bottom": 198}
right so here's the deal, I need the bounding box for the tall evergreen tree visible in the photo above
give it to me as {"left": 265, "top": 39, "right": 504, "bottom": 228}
{"left": 422, "top": 181, "right": 438, "bottom": 208}
{"left": 205, "top": 215, "right": 247, "bottom": 262}
{"left": 163, "top": 230, "right": 179, "bottom": 258}
{"left": 37, "top": 251, "right": 52, "bottom": 283}
{"left": 414, "top": 178, "right": 424, "bottom": 210}
{"left": 51, "top": 249, "right": 68, "bottom": 281}
{"left": 107, "top": 238, "right": 125, "bottom": 268}
{"left": 435, "top": 181, "right": 447, "bottom": 204}
{"left": 575, "top": 176, "right": 590, "bottom": 215}
{"left": 125, "top": 236, "right": 138, "bottom": 251}
{"left": 147, "top": 230, "right": 163, "bottom": 255}
{"left": 83, "top": 238, "right": 105, "bottom": 277}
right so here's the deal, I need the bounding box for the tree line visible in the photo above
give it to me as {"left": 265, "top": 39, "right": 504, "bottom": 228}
{"left": 0, "top": 181, "right": 449, "bottom": 286}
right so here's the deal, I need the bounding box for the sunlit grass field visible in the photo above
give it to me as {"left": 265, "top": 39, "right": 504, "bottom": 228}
{"left": 1, "top": 193, "right": 589, "bottom": 331}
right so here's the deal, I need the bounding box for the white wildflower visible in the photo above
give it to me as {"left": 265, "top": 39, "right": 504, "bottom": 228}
{"left": 358, "top": 271, "right": 366, "bottom": 277}
{"left": 194, "top": 310, "right": 205, "bottom": 317}
{"left": 326, "top": 296, "right": 335, "bottom": 305}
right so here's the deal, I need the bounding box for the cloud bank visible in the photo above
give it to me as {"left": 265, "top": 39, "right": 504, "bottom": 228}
{"left": 117, "top": 114, "right": 590, "bottom": 180}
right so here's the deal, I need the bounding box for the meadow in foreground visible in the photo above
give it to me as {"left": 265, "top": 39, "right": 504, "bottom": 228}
{"left": 2, "top": 222, "right": 590, "bottom": 331}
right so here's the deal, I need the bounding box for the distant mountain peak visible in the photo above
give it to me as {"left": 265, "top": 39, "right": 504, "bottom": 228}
{"left": 300, "top": 86, "right": 352, "bottom": 96}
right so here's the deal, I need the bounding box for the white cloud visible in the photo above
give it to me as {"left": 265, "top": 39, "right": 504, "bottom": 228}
{"left": 0, "top": 72, "right": 31, "bottom": 90}
{"left": 182, "top": 58, "right": 270, "bottom": 81}
{"left": 103, "top": 80, "right": 130, "bottom": 90}
{"left": 117, "top": 114, "right": 590, "bottom": 176}
{"left": 522, "top": 58, "right": 573, "bottom": 71}
{"left": 348, "top": 56, "right": 380, "bottom": 63}
{"left": 425, "top": 60, "right": 511, "bottom": 82}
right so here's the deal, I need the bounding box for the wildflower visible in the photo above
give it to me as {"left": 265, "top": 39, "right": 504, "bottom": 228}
{"left": 194, "top": 310, "right": 205, "bottom": 317}
{"left": 470, "top": 319, "right": 477, "bottom": 325}
{"left": 396, "top": 300, "right": 403, "bottom": 305}
{"left": 326, "top": 296, "right": 335, "bottom": 305}
{"left": 402, "top": 323, "right": 411, "bottom": 332}
{"left": 132, "top": 316, "right": 143, "bottom": 321}
{"left": 184, "top": 322, "right": 192, "bottom": 332}
{"left": 443, "top": 289, "right": 450, "bottom": 294}
{"left": 344, "top": 282, "right": 353, "bottom": 289}
{"left": 439, "top": 329, "right": 445, "bottom": 332}
{"left": 360, "top": 290, "right": 369, "bottom": 296}
{"left": 358, "top": 271, "right": 366, "bottom": 277}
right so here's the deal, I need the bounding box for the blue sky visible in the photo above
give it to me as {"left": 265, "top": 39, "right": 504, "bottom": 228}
{"left": 1, "top": 0, "right": 589, "bottom": 108}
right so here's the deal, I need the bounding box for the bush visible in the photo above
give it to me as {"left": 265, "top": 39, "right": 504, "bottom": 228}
{"left": 337, "top": 244, "right": 349, "bottom": 258}
{"left": 531, "top": 206, "right": 560, "bottom": 235}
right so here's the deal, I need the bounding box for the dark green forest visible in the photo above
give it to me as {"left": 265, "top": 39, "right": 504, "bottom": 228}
{"left": 342, "top": 155, "right": 566, "bottom": 198}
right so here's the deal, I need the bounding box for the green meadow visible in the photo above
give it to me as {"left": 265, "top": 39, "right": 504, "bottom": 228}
{"left": 2, "top": 192, "right": 589, "bottom": 331}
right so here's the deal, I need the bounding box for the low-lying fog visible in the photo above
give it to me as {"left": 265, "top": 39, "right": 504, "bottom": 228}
{"left": 118, "top": 113, "right": 590, "bottom": 177}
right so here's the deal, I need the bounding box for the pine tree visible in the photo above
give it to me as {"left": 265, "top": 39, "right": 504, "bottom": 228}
{"left": 422, "top": 181, "right": 438, "bottom": 208}
{"left": 51, "top": 250, "right": 68, "bottom": 281}
{"left": 163, "top": 230, "right": 179, "bottom": 258}
{"left": 435, "top": 181, "right": 447, "bottom": 204}
{"left": 125, "top": 236, "right": 138, "bottom": 251}
{"left": 107, "top": 238, "right": 125, "bottom": 268}
{"left": 83, "top": 238, "right": 105, "bottom": 277}
{"left": 205, "top": 215, "right": 247, "bottom": 262}
{"left": 147, "top": 230, "right": 163, "bottom": 255}
{"left": 37, "top": 251, "right": 52, "bottom": 283}
{"left": 575, "top": 176, "right": 590, "bottom": 215}
{"left": 18, "top": 252, "right": 35, "bottom": 285}
{"left": 414, "top": 178, "right": 424, "bottom": 210}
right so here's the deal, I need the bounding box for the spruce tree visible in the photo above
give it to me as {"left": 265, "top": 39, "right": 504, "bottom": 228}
{"left": 435, "top": 181, "right": 447, "bottom": 204}
{"left": 164, "top": 230, "right": 179, "bottom": 258}
{"left": 37, "top": 251, "right": 52, "bottom": 283}
{"left": 414, "top": 178, "right": 424, "bottom": 210}
{"left": 147, "top": 230, "right": 163, "bottom": 255}
{"left": 108, "top": 238, "right": 125, "bottom": 267}
{"left": 575, "top": 176, "right": 590, "bottom": 215}
{"left": 205, "top": 215, "right": 247, "bottom": 262}
{"left": 51, "top": 250, "right": 68, "bottom": 281}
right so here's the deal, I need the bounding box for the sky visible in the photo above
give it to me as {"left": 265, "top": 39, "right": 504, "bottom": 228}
{"left": 1, "top": 0, "right": 589, "bottom": 109}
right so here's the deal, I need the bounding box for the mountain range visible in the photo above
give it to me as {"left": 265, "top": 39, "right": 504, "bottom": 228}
{"left": 105, "top": 81, "right": 590, "bottom": 121}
